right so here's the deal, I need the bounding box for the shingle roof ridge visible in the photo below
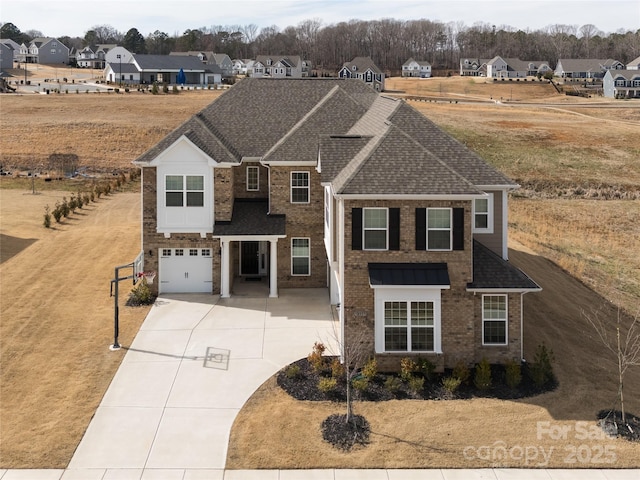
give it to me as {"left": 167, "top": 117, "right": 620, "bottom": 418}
{"left": 332, "top": 96, "right": 402, "bottom": 192}
{"left": 192, "top": 113, "right": 242, "bottom": 161}
{"left": 262, "top": 85, "right": 342, "bottom": 160}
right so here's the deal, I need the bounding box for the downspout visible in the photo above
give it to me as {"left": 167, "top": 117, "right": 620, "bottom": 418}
{"left": 338, "top": 197, "right": 345, "bottom": 363}
{"left": 521, "top": 292, "right": 526, "bottom": 362}
{"left": 265, "top": 162, "right": 271, "bottom": 214}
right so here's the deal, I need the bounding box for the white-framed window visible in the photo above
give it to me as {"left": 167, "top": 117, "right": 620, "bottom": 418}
{"left": 473, "top": 194, "right": 494, "bottom": 233}
{"left": 374, "top": 289, "right": 443, "bottom": 354}
{"left": 482, "top": 295, "right": 508, "bottom": 345}
{"left": 162, "top": 249, "right": 171, "bottom": 256}
{"left": 246, "top": 166, "right": 259, "bottom": 191}
{"left": 189, "top": 249, "right": 198, "bottom": 256}
{"left": 427, "top": 208, "right": 452, "bottom": 250}
{"left": 363, "top": 207, "right": 388, "bottom": 250}
{"left": 291, "top": 238, "right": 310, "bottom": 276}
{"left": 165, "top": 175, "right": 204, "bottom": 207}
{"left": 202, "top": 249, "right": 211, "bottom": 257}
{"left": 175, "top": 249, "right": 184, "bottom": 256}
{"left": 384, "top": 301, "right": 435, "bottom": 352}
{"left": 291, "top": 171, "right": 309, "bottom": 203}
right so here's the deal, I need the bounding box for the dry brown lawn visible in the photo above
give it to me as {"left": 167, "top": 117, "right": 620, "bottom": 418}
{"left": 1, "top": 77, "right": 639, "bottom": 469}
{"left": 0, "top": 186, "right": 148, "bottom": 468}
{"left": 0, "top": 90, "right": 223, "bottom": 171}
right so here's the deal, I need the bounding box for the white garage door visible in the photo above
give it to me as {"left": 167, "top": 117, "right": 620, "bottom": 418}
{"left": 159, "top": 248, "right": 213, "bottom": 293}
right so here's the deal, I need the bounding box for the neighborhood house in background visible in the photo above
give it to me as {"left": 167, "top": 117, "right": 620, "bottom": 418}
{"left": 133, "top": 78, "right": 541, "bottom": 372}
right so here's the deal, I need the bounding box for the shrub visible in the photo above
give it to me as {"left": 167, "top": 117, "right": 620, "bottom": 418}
{"left": 68, "top": 194, "right": 77, "bottom": 213}
{"left": 60, "top": 197, "right": 70, "bottom": 217}
{"left": 172, "top": 85, "right": 178, "bottom": 94}
{"left": 285, "top": 364, "right": 301, "bottom": 379}
{"left": 505, "top": 359, "right": 522, "bottom": 389}
{"left": 127, "top": 277, "right": 153, "bottom": 305}
{"left": 408, "top": 375, "right": 425, "bottom": 393}
{"left": 52, "top": 202, "right": 63, "bottom": 223}
{"left": 384, "top": 376, "right": 402, "bottom": 393}
{"left": 43, "top": 205, "right": 51, "bottom": 228}
{"left": 417, "top": 357, "right": 436, "bottom": 380}
{"left": 400, "top": 357, "right": 418, "bottom": 381}
{"left": 362, "top": 357, "right": 377, "bottom": 380}
{"left": 452, "top": 360, "right": 471, "bottom": 385}
{"left": 474, "top": 357, "right": 492, "bottom": 391}
{"left": 307, "top": 342, "right": 326, "bottom": 373}
{"left": 330, "top": 357, "right": 345, "bottom": 379}
{"left": 352, "top": 377, "right": 369, "bottom": 392}
{"left": 529, "top": 344, "right": 555, "bottom": 388}
{"left": 441, "top": 375, "right": 462, "bottom": 394}
{"left": 317, "top": 377, "right": 337, "bottom": 393}
{"left": 151, "top": 82, "right": 159, "bottom": 95}
{"left": 162, "top": 83, "right": 169, "bottom": 94}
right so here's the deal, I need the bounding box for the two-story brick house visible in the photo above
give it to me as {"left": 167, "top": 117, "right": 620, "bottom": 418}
{"left": 134, "top": 78, "right": 540, "bottom": 370}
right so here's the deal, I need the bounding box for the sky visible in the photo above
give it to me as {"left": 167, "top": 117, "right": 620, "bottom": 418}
{"left": 1, "top": 0, "right": 638, "bottom": 39}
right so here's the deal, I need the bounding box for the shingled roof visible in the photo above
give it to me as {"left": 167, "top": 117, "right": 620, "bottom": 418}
{"left": 134, "top": 77, "right": 517, "bottom": 193}
{"left": 468, "top": 241, "right": 541, "bottom": 291}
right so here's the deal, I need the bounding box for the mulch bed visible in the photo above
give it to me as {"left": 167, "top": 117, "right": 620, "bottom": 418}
{"left": 597, "top": 410, "right": 640, "bottom": 442}
{"left": 321, "top": 414, "right": 370, "bottom": 451}
{"left": 277, "top": 356, "right": 556, "bottom": 403}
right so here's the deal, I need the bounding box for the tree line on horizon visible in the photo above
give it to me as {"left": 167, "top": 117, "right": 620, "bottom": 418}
{"left": 1, "top": 19, "right": 638, "bottom": 72}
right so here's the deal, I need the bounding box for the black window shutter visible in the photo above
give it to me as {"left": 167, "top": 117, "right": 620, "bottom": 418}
{"left": 352, "top": 208, "right": 363, "bottom": 250}
{"left": 389, "top": 208, "right": 400, "bottom": 250}
{"left": 415, "top": 208, "right": 426, "bottom": 250}
{"left": 453, "top": 208, "right": 465, "bottom": 250}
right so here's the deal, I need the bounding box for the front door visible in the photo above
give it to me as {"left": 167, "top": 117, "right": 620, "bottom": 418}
{"left": 240, "top": 241, "right": 268, "bottom": 276}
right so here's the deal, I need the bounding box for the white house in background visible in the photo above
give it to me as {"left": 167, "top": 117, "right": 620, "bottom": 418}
{"left": 105, "top": 54, "right": 218, "bottom": 85}
{"left": 603, "top": 69, "right": 640, "bottom": 98}
{"left": 627, "top": 55, "right": 640, "bottom": 70}
{"left": 232, "top": 59, "right": 249, "bottom": 75}
{"left": 104, "top": 46, "right": 134, "bottom": 66}
{"left": 76, "top": 44, "right": 117, "bottom": 69}
{"left": 402, "top": 58, "right": 432, "bottom": 78}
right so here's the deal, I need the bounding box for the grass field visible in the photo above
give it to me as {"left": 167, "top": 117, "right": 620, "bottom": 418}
{"left": 1, "top": 75, "right": 639, "bottom": 468}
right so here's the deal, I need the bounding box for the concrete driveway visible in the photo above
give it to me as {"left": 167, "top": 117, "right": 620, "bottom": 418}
{"left": 67, "top": 288, "right": 337, "bottom": 476}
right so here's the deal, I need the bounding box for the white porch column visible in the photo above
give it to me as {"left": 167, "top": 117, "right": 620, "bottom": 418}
{"left": 220, "top": 239, "right": 230, "bottom": 298}
{"left": 269, "top": 239, "right": 278, "bottom": 298}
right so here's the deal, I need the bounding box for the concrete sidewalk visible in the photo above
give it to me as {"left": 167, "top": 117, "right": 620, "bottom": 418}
{"left": 1, "top": 468, "right": 639, "bottom": 479}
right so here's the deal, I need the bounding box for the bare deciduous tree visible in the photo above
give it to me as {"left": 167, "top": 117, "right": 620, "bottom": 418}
{"left": 584, "top": 304, "right": 640, "bottom": 425}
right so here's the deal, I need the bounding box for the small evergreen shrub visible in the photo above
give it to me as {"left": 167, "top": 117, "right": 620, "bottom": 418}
{"left": 452, "top": 360, "right": 470, "bottom": 385}
{"left": 529, "top": 344, "right": 555, "bottom": 388}
{"left": 362, "top": 357, "right": 377, "bottom": 380}
{"left": 400, "top": 357, "right": 418, "bottom": 381}
{"left": 408, "top": 375, "right": 425, "bottom": 393}
{"left": 384, "top": 376, "right": 402, "bottom": 393}
{"left": 352, "top": 377, "right": 369, "bottom": 392}
{"left": 505, "top": 359, "right": 522, "bottom": 389}
{"left": 285, "top": 364, "right": 301, "bottom": 379}
{"left": 417, "top": 357, "right": 436, "bottom": 380}
{"left": 127, "top": 277, "right": 153, "bottom": 305}
{"left": 330, "top": 357, "right": 345, "bottom": 379}
{"left": 43, "top": 205, "right": 51, "bottom": 228}
{"left": 317, "top": 377, "right": 337, "bottom": 393}
{"left": 441, "top": 375, "right": 462, "bottom": 394}
{"left": 52, "top": 202, "right": 63, "bottom": 222}
{"left": 474, "top": 357, "right": 492, "bottom": 391}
